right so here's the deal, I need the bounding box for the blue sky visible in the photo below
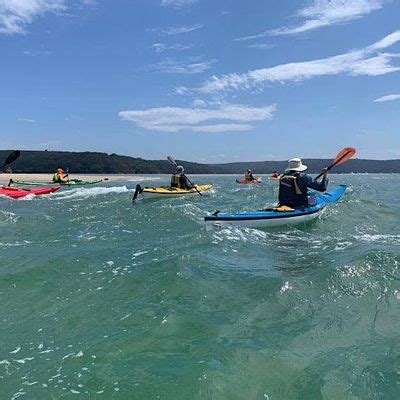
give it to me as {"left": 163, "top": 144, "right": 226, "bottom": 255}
{"left": 1, "top": 0, "right": 399, "bottom": 162}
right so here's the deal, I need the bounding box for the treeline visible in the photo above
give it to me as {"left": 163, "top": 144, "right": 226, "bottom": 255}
{"left": 1, "top": 150, "right": 400, "bottom": 174}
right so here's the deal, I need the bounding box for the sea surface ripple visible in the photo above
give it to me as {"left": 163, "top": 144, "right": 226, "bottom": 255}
{"left": 0, "top": 174, "right": 399, "bottom": 399}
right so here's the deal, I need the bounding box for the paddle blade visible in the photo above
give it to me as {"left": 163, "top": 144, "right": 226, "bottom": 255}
{"left": 167, "top": 156, "right": 177, "bottom": 167}
{"left": 332, "top": 147, "right": 356, "bottom": 167}
{"left": 3, "top": 150, "right": 20, "bottom": 167}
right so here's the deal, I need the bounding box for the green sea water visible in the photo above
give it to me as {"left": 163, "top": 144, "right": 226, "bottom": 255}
{"left": 1, "top": 174, "right": 399, "bottom": 399}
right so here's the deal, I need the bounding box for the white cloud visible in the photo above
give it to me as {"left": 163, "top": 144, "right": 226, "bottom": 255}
{"left": 367, "top": 31, "right": 400, "bottom": 51}
{"left": 374, "top": 94, "right": 400, "bottom": 102}
{"left": 247, "top": 43, "right": 275, "bottom": 50}
{"left": 161, "top": 0, "right": 198, "bottom": 7}
{"left": 18, "top": 117, "right": 36, "bottom": 123}
{"left": 119, "top": 104, "right": 276, "bottom": 133}
{"left": 239, "top": 0, "right": 384, "bottom": 39}
{"left": 151, "top": 43, "right": 192, "bottom": 53}
{"left": 0, "top": 0, "right": 66, "bottom": 35}
{"left": 200, "top": 31, "right": 400, "bottom": 93}
{"left": 150, "top": 58, "right": 216, "bottom": 74}
{"left": 164, "top": 24, "right": 203, "bottom": 35}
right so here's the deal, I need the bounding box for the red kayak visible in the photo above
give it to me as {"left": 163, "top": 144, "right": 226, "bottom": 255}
{"left": 0, "top": 186, "right": 60, "bottom": 199}
{"left": 236, "top": 178, "right": 262, "bottom": 185}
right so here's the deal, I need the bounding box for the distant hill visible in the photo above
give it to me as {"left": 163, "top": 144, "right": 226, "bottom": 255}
{"left": 1, "top": 150, "right": 400, "bottom": 174}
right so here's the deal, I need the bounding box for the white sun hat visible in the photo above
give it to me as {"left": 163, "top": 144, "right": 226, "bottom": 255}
{"left": 285, "top": 158, "right": 308, "bottom": 172}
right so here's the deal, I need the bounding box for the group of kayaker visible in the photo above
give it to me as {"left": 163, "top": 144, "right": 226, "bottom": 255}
{"left": 176, "top": 157, "right": 329, "bottom": 209}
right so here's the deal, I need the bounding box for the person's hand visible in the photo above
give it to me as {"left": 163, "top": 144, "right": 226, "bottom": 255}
{"left": 322, "top": 167, "right": 329, "bottom": 178}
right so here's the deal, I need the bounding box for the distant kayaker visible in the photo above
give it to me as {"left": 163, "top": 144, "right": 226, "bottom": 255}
{"left": 245, "top": 169, "right": 255, "bottom": 182}
{"left": 278, "top": 158, "right": 328, "bottom": 208}
{"left": 170, "top": 165, "right": 194, "bottom": 190}
{"left": 270, "top": 171, "right": 280, "bottom": 179}
{"left": 53, "top": 168, "right": 68, "bottom": 184}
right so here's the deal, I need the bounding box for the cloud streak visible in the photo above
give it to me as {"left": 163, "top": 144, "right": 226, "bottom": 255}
{"left": 164, "top": 24, "right": 203, "bottom": 35}
{"left": 200, "top": 31, "right": 400, "bottom": 93}
{"left": 161, "top": 0, "right": 198, "bottom": 8}
{"left": 150, "top": 58, "right": 216, "bottom": 74}
{"left": 374, "top": 94, "right": 400, "bottom": 102}
{"left": 0, "top": 0, "right": 66, "bottom": 35}
{"left": 151, "top": 43, "right": 192, "bottom": 53}
{"left": 239, "top": 0, "right": 384, "bottom": 39}
{"left": 119, "top": 104, "right": 276, "bottom": 133}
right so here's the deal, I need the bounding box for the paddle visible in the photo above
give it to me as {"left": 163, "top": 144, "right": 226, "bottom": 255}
{"left": 314, "top": 147, "right": 356, "bottom": 180}
{"left": 167, "top": 156, "right": 203, "bottom": 196}
{"left": 1, "top": 150, "right": 21, "bottom": 172}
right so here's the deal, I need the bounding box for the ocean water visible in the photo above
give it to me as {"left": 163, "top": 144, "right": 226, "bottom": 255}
{"left": 0, "top": 174, "right": 399, "bottom": 399}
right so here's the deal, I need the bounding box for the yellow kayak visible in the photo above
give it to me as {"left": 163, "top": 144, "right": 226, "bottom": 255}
{"left": 133, "top": 184, "right": 213, "bottom": 200}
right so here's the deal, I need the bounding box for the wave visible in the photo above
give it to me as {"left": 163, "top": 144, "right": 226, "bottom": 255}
{"left": 51, "top": 186, "right": 129, "bottom": 200}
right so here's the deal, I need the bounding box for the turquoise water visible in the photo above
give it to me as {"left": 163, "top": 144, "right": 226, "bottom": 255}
{"left": 1, "top": 175, "right": 399, "bottom": 399}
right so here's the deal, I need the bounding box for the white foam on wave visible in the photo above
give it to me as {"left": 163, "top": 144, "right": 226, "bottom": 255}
{"left": 127, "top": 176, "right": 162, "bottom": 182}
{"left": 52, "top": 186, "right": 129, "bottom": 200}
{"left": 356, "top": 234, "right": 400, "bottom": 244}
{"left": 0, "top": 210, "right": 19, "bottom": 223}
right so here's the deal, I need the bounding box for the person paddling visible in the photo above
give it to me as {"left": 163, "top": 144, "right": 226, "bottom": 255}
{"left": 52, "top": 168, "right": 68, "bottom": 184}
{"left": 245, "top": 169, "right": 255, "bottom": 182}
{"left": 170, "top": 165, "right": 194, "bottom": 190}
{"left": 270, "top": 171, "right": 280, "bottom": 179}
{"left": 278, "top": 158, "right": 328, "bottom": 208}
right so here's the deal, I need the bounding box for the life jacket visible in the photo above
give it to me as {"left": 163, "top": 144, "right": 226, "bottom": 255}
{"left": 53, "top": 172, "right": 61, "bottom": 183}
{"left": 170, "top": 174, "right": 182, "bottom": 188}
{"left": 278, "top": 172, "right": 308, "bottom": 207}
{"left": 245, "top": 173, "right": 253, "bottom": 181}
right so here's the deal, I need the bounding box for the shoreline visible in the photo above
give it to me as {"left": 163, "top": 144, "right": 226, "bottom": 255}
{"left": 0, "top": 172, "right": 397, "bottom": 186}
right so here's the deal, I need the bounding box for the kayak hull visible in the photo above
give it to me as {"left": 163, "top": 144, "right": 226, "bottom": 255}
{"left": 0, "top": 186, "right": 60, "bottom": 199}
{"left": 205, "top": 185, "right": 346, "bottom": 229}
{"left": 134, "top": 184, "right": 213, "bottom": 200}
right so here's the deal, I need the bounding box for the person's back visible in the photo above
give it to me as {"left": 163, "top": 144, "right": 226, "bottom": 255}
{"left": 245, "top": 169, "right": 254, "bottom": 181}
{"left": 278, "top": 158, "right": 328, "bottom": 208}
{"left": 170, "top": 165, "right": 194, "bottom": 190}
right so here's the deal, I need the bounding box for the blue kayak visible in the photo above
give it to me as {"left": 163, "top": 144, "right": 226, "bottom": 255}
{"left": 205, "top": 185, "right": 346, "bottom": 229}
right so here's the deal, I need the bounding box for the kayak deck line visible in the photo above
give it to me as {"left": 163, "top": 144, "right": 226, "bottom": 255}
{"left": 9, "top": 179, "right": 104, "bottom": 187}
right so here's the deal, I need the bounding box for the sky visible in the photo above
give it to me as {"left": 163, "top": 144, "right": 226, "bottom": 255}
{"left": 0, "top": 0, "right": 399, "bottom": 162}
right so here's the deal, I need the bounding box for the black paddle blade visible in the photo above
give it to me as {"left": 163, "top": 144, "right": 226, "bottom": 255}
{"left": 132, "top": 184, "right": 142, "bottom": 202}
{"left": 2, "top": 150, "right": 20, "bottom": 168}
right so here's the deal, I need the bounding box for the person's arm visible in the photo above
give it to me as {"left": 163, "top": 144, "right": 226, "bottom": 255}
{"left": 181, "top": 175, "right": 194, "bottom": 189}
{"left": 304, "top": 170, "right": 329, "bottom": 192}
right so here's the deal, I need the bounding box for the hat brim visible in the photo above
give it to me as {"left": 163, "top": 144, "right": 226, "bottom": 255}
{"left": 285, "top": 164, "right": 307, "bottom": 172}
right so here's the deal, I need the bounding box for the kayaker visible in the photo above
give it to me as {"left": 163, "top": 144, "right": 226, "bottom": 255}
{"left": 278, "top": 158, "right": 328, "bottom": 208}
{"left": 271, "top": 171, "right": 280, "bottom": 179}
{"left": 170, "top": 165, "right": 194, "bottom": 190}
{"left": 52, "top": 168, "right": 68, "bottom": 184}
{"left": 245, "top": 169, "right": 255, "bottom": 182}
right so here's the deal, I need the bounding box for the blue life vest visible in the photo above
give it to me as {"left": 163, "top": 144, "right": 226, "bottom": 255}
{"left": 278, "top": 172, "right": 308, "bottom": 207}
